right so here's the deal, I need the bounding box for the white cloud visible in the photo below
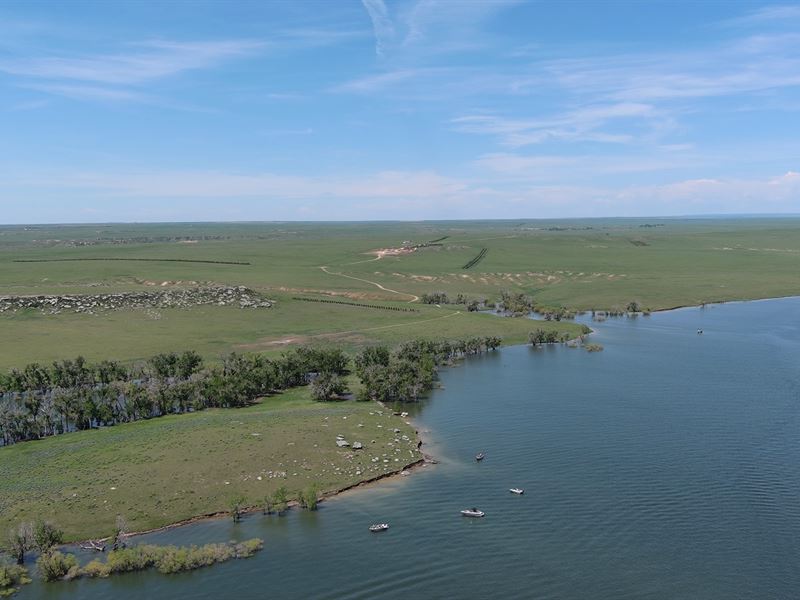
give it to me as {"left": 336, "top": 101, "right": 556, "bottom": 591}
{"left": 544, "top": 34, "right": 800, "bottom": 103}
{"left": 4, "top": 167, "right": 799, "bottom": 219}
{"left": 452, "top": 102, "right": 657, "bottom": 147}
{"left": 9, "top": 169, "right": 470, "bottom": 201}
{"left": 361, "top": 0, "right": 395, "bottom": 57}
{"left": 721, "top": 5, "right": 800, "bottom": 27}
{"left": 19, "top": 82, "right": 150, "bottom": 102}
{"left": 0, "top": 39, "right": 264, "bottom": 85}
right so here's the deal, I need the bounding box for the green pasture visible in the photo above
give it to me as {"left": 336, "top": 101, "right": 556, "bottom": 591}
{"left": 1, "top": 217, "right": 799, "bottom": 370}
{"left": 0, "top": 385, "right": 420, "bottom": 541}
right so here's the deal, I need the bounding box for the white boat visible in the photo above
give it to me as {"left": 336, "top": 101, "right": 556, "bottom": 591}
{"left": 475, "top": 453, "right": 485, "bottom": 461}
{"left": 460, "top": 508, "right": 485, "bottom": 518}
{"left": 509, "top": 488, "right": 524, "bottom": 495}
{"left": 369, "top": 523, "right": 389, "bottom": 532}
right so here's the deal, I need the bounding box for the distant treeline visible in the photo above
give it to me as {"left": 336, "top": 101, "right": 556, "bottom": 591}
{"left": 425, "top": 236, "right": 450, "bottom": 244}
{"left": 420, "top": 292, "right": 487, "bottom": 312}
{"left": 292, "top": 297, "right": 418, "bottom": 312}
{"left": 462, "top": 248, "right": 488, "bottom": 269}
{"left": 13, "top": 258, "right": 251, "bottom": 265}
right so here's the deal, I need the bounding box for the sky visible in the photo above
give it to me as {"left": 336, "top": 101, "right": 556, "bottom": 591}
{"left": 1, "top": 0, "right": 800, "bottom": 223}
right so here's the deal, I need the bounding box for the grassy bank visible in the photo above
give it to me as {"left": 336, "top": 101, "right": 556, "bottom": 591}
{"left": 0, "top": 385, "right": 420, "bottom": 541}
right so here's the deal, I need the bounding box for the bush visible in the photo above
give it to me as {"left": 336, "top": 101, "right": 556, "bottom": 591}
{"left": 300, "top": 485, "right": 320, "bottom": 511}
{"left": 73, "top": 539, "right": 264, "bottom": 580}
{"left": 0, "top": 563, "right": 31, "bottom": 597}
{"left": 310, "top": 372, "right": 345, "bottom": 401}
{"left": 80, "top": 559, "right": 111, "bottom": 578}
{"left": 36, "top": 551, "right": 77, "bottom": 582}
{"left": 234, "top": 539, "right": 263, "bottom": 558}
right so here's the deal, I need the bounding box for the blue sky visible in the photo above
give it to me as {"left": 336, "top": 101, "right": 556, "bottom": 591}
{"left": 1, "top": 0, "right": 800, "bottom": 223}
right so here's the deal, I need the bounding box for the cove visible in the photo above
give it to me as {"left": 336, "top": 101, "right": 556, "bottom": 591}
{"left": 22, "top": 297, "right": 800, "bottom": 599}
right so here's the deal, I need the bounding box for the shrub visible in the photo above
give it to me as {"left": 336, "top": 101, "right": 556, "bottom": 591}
{"left": 310, "top": 372, "right": 345, "bottom": 401}
{"left": 80, "top": 560, "right": 111, "bottom": 578}
{"left": 73, "top": 539, "right": 264, "bottom": 580}
{"left": 36, "top": 551, "right": 77, "bottom": 582}
{"left": 234, "top": 539, "right": 263, "bottom": 558}
{"left": 300, "top": 485, "right": 320, "bottom": 511}
{"left": 0, "top": 563, "right": 31, "bottom": 597}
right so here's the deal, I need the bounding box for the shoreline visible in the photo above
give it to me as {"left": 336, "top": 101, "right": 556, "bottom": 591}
{"left": 53, "top": 294, "right": 800, "bottom": 547}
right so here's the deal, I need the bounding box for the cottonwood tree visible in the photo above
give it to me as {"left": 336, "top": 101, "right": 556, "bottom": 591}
{"left": 6, "top": 523, "right": 32, "bottom": 565}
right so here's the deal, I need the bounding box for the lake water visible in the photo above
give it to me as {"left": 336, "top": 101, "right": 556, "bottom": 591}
{"left": 22, "top": 297, "right": 800, "bottom": 599}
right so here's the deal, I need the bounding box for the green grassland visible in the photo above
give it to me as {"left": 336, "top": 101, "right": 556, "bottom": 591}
{"left": 0, "top": 299, "right": 582, "bottom": 369}
{"left": 2, "top": 217, "right": 800, "bottom": 543}
{"left": 3, "top": 218, "right": 800, "bottom": 372}
{"left": 0, "top": 384, "right": 420, "bottom": 541}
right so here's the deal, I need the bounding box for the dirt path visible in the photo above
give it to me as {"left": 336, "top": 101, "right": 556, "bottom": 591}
{"left": 319, "top": 266, "right": 419, "bottom": 303}
{"left": 344, "top": 255, "right": 383, "bottom": 265}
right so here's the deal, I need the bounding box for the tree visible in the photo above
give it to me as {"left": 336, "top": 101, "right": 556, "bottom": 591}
{"left": 230, "top": 496, "right": 247, "bottom": 523}
{"left": 272, "top": 486, "right": 289, "bottom": 514}
{"left": 175, "top": 351, "right": 203, "bottom": 380}
{"left": 310, "top": 372, "right": 345, "bottom": 402}
{"left": 111, "top": 516, "right": 129, "bottom": 551}
{"left": 6, "top": 523, "right": 32, "bottom": 565}
{"left": 353, "top": 346, "right": 390, "bottom": 378}
{"left": 300, "top": 485, "right": 319, "bottom": 511}
{"left": 32, "top": 521, "right": 63, "bottom": 555}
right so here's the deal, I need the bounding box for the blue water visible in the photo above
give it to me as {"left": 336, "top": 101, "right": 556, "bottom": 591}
{"left": 23, "top": 298, "right": 800, "bottom": 599}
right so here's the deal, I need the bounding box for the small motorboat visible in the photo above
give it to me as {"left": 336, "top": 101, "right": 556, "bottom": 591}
{"left": 509, "top": 488, "right": 524, "bottom": 495}
{"left": 475, "top": 453, "right": 485, "bottom": 461}
{"left": 461, "top": 508, "right": 485, "bottom": 518}
{"left": 369, "top": 523, "right": 389, "bottom": 532}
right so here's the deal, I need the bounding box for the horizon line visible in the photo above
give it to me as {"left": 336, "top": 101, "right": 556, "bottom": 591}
{"left": 3, "top": 213, "right": 800, "bottom": 227}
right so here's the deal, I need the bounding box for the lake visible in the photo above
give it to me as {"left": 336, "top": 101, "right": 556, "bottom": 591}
{"left": 23, "top": 297, "right": 800, "bottom": 599}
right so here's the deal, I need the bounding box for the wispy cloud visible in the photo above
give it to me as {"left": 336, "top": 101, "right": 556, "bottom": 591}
{"left": 474, "top": 152, "right": 702, "bottom": 179}
{"left": 359, "top": 0, "right": 520, "bottom": 58}
{"left": 19, "top": 82, "right": 150, "bottom": 102}
{"left": 452, "top": 103, "right": 657, "bottom": 147}
{"left": 332, "top": 66, "right": 451, "bottom": 93}
{"left": 721, "top": 4, "right": 800, "bottom": 27}
{"left": 10, "top": 169, "right": 470, "bottom": 201}
{"left": 5, "top": 166, "right": 799, "bottom": 219}
{"left": 362, "top": 0, "right": 395, "bottom": 57}
{"left": 543, "top": 34, "right": 800, "bottom": 102}
{"left": 0, "top": 39, "right": 264, "bottom": 85}
{"left": 401, "top": 0, "right": 521, "bottom": 50}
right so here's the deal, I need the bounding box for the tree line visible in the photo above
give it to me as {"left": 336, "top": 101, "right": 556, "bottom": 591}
{"left": 419, "top": 292, "right": 487, "bottom": 312}
{"left": 0, "top": 347, "right": 348, "bottom": 446}
{"left": 355, "top": 337, "right": 502, "bottom": 403}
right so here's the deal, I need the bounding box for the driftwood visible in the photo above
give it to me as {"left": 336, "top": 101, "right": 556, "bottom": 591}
{"left": 80, "top": 540, "right": 106, "bottom": 552}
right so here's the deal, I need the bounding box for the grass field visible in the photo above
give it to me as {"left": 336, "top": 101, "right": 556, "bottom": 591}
{"left": 0, "top": 384, "right": 420, "bottom": 541}
{"left": 2, "top": 217, "right": 800, "bottom": 543}
{"left": 3, "top": 218, "right": 800, "bottom": 371}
